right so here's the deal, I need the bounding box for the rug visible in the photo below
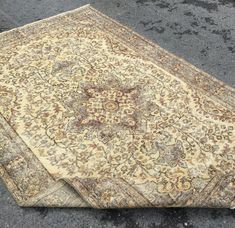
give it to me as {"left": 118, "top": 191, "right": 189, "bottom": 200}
{"left": 0, "top": 4, "right": 234, "bottom": 208}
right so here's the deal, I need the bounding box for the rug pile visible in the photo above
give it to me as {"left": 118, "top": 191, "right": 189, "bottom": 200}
{"left": 0, "top": 5, "right": 234, "bottom": 208}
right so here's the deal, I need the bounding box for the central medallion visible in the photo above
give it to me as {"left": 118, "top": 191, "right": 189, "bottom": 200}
{"left": 75, "top": 80, "right": 141, "bottom": 130}
{"left": 103, "top": 100, "right": 119, "bottom": 112}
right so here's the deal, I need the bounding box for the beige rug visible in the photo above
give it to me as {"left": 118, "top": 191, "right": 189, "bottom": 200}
{"left": 0, "top": 4, "right": 234, "bottom": 208}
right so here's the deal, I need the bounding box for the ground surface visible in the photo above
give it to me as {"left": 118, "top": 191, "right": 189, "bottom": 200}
{"left": 0, "top": 0, "right": 235, "bottom": 227}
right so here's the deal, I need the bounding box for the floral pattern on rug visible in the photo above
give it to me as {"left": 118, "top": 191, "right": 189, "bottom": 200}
{"left": 0, "top": 5, "right": 234, "bottom": 207}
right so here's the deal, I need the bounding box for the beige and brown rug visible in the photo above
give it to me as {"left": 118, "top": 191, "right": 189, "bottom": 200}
{"left": 0, "top": 5, "right": 234, "bottom": 208}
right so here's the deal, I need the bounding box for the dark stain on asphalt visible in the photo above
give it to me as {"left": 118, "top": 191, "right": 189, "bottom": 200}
{"left": 212, "top": 29, "right": 232, "bottom": 43}
{"left": 136, "top": 0, "right": 177, "bottom": 12}
{"left": 204, "top": 17, "right": 217, "bottom": 25}
{"left": 167, "top": 22, "right": 181, "bottom": 30}
{"left": 210, "top": 208, "right": 235, "bottom": 220}
{"left": 140, "top": 20, "right": 165, "bottom": 33}
{"left": 166, "top": 22, "right": 198, "bottom": 37}
{"left": 174, "top": 29, "right": 199, "bottom": 37}
{"left": 101, "top": 208, "right": 195, "bottom": 228}
{"left": 136, "top": 0, "right": 156, "bottom": 5}
{"left": 136, "top": 0, "right": 164, "bottom": 6}
{"left": 218, "top": 0, "right": 235, "bottom": 7}
{"left": 184, "top": 11, "right": 193, "bottom": 16}
{"left": 158, "top": 208, "right": 194, "bottom": 228}
{"left": 210, "top": 209, "right": 223, "bottom": 219}
{"left": 33, "top": 208, "right": 49, "bottom": 218}
{"left": 201, "top": 25, "right": 207, "bottom": 30}
{"left": 140, "top": 20, "right": 162, "bottom": 27}
{"left": 191, "top": 21, "right": 199, "bottom": 27}
{"left": 200, "top": 46, "right": 209, "bottom": 56}
{"left": 100, "top": 210, "right": 141, "bottom": 228}
{"left": 146, "top": 26, "right": 165, "bottom": 33}
{"left": 154, "top": 2, "right": 171, "bottom": 9}
{"left": 182, "top": 0, "right": 218, "bottom": 12}
{"left": 228, "top": 46, "right": 235, "bottom": 53}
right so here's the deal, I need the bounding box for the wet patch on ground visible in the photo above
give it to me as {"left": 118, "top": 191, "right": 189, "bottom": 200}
{"left": 218, "top": 0, "right": 235, "bottom": 7}
{"left": 181, "top": 0, "right": 218, "bottom": 12}
{"left": 100, "top": 209, "right": 141, "bottom": 228}
{"left": 158, "top": 209, "right": 194, "bottom": 228}
{"left": 140, "top": 20, "right": 165, "bottom": 33}
{"left": 33, "top": 208, "right": 49, "bottom": 218}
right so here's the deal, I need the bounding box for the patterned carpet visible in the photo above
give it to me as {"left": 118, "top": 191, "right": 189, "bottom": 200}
{"left": 0, "top": 2, "right": 235, "bottom": 226}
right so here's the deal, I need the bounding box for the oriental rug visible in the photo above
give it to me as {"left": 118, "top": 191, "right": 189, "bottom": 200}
{"left": 0, "top": 5, "right": 234, "bottom": 208}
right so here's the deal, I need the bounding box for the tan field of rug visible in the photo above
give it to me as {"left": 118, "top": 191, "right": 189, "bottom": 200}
{"left": 0, "top": 4, "right": 234, "bottom": 208}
